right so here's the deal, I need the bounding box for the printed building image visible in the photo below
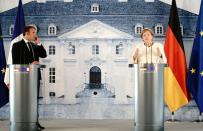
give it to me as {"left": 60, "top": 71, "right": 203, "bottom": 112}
{"left": 0, "top": 0, "right": 198, "bottom": 119}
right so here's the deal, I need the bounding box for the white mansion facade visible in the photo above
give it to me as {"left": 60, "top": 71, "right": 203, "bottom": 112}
{"left": 41, "top": 20, "right": 136, "bottom": 104}
{"left": 1, "top": 0, "right": 197, "bottom": 104}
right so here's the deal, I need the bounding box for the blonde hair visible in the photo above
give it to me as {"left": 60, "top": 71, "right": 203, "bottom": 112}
{"left": 140, "top": 28, "right": 154, "bottom": 38}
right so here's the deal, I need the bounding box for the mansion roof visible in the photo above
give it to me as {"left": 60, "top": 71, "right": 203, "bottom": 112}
{"left": 0, "top": 0, "right": 197, "bottom": 38}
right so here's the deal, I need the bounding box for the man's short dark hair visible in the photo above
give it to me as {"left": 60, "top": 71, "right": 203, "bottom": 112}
{"left": 23, "top": 25, "right": 36, "bottom": 36}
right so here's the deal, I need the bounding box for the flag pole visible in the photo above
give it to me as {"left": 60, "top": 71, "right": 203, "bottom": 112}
{"left": 194, "top": 111, "right": 203, "bottom": 122}
{"left": 198, "top": 112, "right": 202, "bottom": 122}
{"left": 167, "top": 111, "right": 180, "bottom": 122}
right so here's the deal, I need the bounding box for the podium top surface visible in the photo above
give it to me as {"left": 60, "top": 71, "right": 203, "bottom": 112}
{"left": 128, "top": 63, "right": 167, "bottom": 68}
{"left": 7, "top": 64, "right": 46, "bottom": 68}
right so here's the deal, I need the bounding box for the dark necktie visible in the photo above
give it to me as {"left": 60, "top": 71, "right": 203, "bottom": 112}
{"left": 28, "top": 42, "right": 35, "bottom": 60}
{"left": 27, "top": 42, "right": 32, "bottom": 51}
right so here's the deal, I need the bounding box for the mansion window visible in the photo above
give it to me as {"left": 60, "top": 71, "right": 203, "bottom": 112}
{"left": 145, "top": 0, "right": 155, "bottom": 2}
{"left": 135, "top": 24, "right": 144, "bottom": 35}
{"left": 48, "top": 24, "right": 57, "bottom": 35}
{"left": 49, "top": 68, "right": 56, "bottom": 83}
{"left": 49, "top": 45, "right": 56, "bottom": 55}
{"left": 155, "top": 24, "right": 164, "bottom": 35}
{"left": 91, "top": 3, "right": 99, "bottom": 13}
{"left": 9, "top": 25, "right": 14, "bottom": 36}
{"left": 118, "top": 0, "right": 128, "bottom": 2}
{"left": 92, "top": 45, "right": 99, "bottom": 55}
{"left": 180, "top": 24, "right": 184, "bottom": 36}
{"left": 36, "top": 0, "right": 46, "bottom": 3}
{"left": 49, "top": 92, "right": 55, "bottom": 97}
{"left": 68, "top": 43, "right": 75, "bottom": 55}
{"left": 64, "top": 0, "right": 73, "bottom": 2}
{"left": 116, "top": 43, "right": 123, "bottom": 55}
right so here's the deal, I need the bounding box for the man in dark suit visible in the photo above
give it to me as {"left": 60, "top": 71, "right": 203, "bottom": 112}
{"left": 12, "top": 26, "right": 47, "bottom": 64}
{"left": 12, "top": 25, "right": 47, "bottom": 130}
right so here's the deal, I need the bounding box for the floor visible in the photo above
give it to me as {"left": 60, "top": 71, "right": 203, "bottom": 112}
{"left": 0, "top": 119, "right": 203, "bottom": 131}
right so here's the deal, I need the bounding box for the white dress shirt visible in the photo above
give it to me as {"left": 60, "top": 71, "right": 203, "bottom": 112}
{"left": 131, "top": 42, "right": 167, "bottom": 64}
{"left": 23, "top": 37, "right": 30, "bottom": 50}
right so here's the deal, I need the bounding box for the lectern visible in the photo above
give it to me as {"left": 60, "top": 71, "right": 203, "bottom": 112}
{"left": 132, "top": 64, "right": 165, "bottom": 131}
{"left": 9, "top": 64, "right": 44, "bottom": 131}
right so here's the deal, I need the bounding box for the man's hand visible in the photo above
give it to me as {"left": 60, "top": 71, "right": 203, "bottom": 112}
{"left": 34, "top": 36, "right": 41, "bottom": 45}
{"left": 32, "top": 61, "right": 39, "bottom": 64}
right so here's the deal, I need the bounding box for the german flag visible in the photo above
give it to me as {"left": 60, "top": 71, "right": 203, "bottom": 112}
{"left": 164, "top": 0, "right": 190, "bottom": 112}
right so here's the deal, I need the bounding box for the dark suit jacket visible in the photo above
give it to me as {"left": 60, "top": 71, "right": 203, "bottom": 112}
{"left": 12, "top": 39, "right": 47, "bottom": 64}
{"left": 12, "top": 39, "right": 47, "bottom": 80}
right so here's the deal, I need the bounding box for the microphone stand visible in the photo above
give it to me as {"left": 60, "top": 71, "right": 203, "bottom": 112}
{"left": 145, "top": 43, "right": 148, "bottom": 64}
{"left": 150, "top": 45, "right": 152, "bottom": 64}
{"left": 145, "top": 42, "right": 153, "bottom": 64}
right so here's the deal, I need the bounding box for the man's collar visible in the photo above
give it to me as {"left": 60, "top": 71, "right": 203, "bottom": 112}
{"left": 23, "top": 37, "right": 29, "bottom": 43}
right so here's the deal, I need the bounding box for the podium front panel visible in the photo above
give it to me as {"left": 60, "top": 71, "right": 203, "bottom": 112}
{"left": 134, "top": 64, "right": 165, "bottom": 131}
{"left": 9, "top": 64, "right": 42, "bottom": 131}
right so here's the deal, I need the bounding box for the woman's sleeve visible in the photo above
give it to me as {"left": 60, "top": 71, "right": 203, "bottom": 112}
{"left": 159, "top": 44, "right": 167, "bottom": 64}
{"left": 131, "top": 45, "right": 138, "bottom": 64}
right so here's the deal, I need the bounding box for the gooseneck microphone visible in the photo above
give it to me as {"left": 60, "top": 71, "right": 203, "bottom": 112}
{"left": 145, "top": 44, "right": 148, "bottom": 64}
{"left": 145, "top": 42, "right": 153, "bottom": 64}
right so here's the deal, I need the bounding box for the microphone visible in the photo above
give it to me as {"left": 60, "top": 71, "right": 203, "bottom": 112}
{"left": 145, "top": 43, "right": 148, "bottom": 64}
{"left": 145, "top": 42, "right": 153, "bottom": 64}
{"left": 150, "top": 46, "right": 152, "bottom": 64}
